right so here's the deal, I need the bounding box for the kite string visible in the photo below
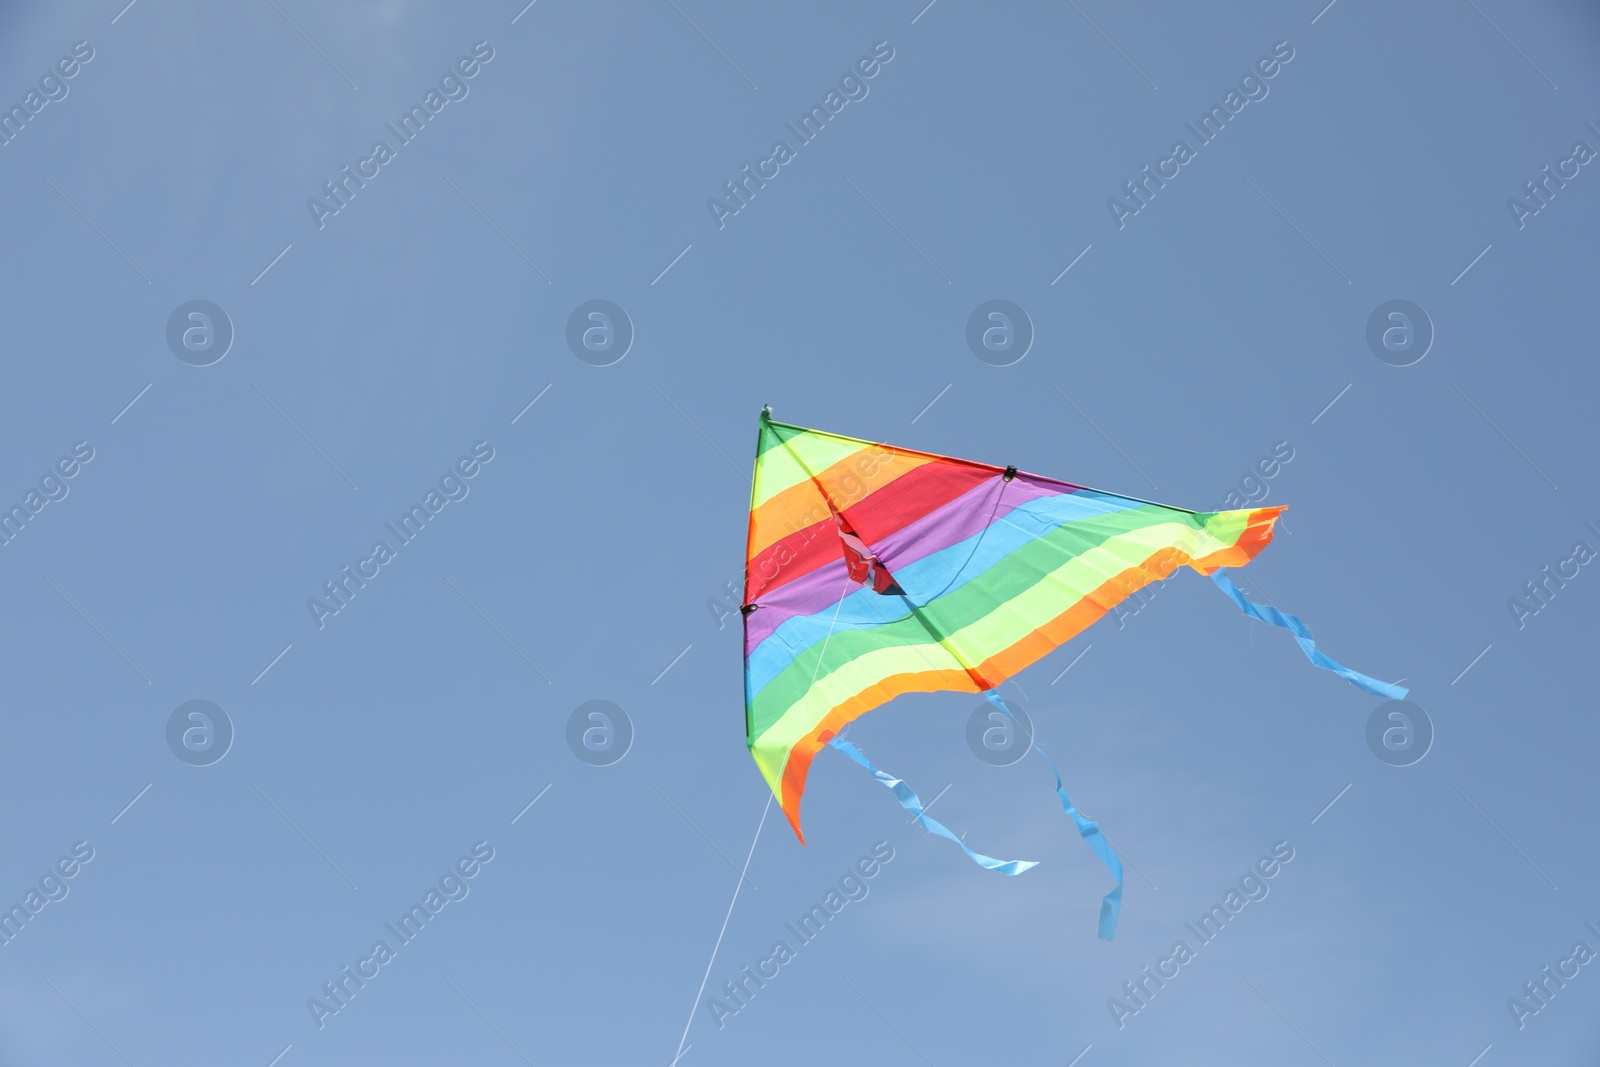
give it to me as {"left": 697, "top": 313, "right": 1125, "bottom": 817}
{"left": 806, "top": 575, "right": 857, "bottom": 694}
{"left": 878, "top": 473, "right": 1015, "bottom": 693}
{"left": 670, "top": 795, "right": 772, "bottom": 1067}
{"left": 911, "top": 471, "right": 1013, "bottom": 602}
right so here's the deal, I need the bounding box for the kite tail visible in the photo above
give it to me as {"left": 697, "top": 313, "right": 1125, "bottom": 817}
{"left": 984, "top": 692, "right": 1123, "bottom": 941}
{"left": 826, "top": 736, "right": 1038, "bottom": 876}
{"left": 1209, "top": 572, "right": 1408, "bottom": 700}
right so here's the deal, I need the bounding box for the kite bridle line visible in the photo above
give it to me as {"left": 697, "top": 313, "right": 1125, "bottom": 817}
{"left": 764, "top": 414, "right": 1024, "bottom": 694}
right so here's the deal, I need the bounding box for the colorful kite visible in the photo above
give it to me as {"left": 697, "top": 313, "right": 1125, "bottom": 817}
{"left": 742, "top": 410, "right": 1403, "bottom": 938}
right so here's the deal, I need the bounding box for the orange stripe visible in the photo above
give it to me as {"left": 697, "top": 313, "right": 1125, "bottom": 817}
{"left": 773, "top": 505, "right": 1283, "bottom": 839}
{"left": 968, "top": 505, "right": 1285, "bottom": 683}
{"left": 776, "top": 667, "right": 981, "bottom": 842}
{"left": 749, "top": 447, "right": 934, "bottom": 559}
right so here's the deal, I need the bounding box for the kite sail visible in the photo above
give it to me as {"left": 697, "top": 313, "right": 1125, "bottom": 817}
{"left": 742, "top": 410, "right": 1403, "bottom": 938}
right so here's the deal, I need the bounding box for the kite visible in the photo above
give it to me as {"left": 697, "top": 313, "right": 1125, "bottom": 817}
{"left": 742, "top": 409, "right": 1404, "bottom": 939}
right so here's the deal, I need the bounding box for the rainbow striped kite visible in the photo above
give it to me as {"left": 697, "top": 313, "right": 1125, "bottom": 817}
{"left": 742, "top": 410, "right": 1403, "bottom": 938}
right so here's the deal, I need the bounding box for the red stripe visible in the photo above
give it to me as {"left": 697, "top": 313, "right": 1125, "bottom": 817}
{"left": 840, "top": 460, "right": 996, "bottom": 546}
{"left": 747, "top": 460, "right": 998, "bottom": 601}
{"left": 746, "top": 519, "right": 840, "bottom": 601}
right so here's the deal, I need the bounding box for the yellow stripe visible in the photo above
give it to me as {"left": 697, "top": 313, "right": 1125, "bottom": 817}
{"left": 753, "top": 430, "right": 868, "bottom": 510}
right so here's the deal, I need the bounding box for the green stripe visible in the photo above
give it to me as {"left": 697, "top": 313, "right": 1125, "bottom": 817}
{"left": 749, "top": 507, "right": 1250, "bottom": 739}
{"left": 752, "top": 638, "right": 975, "bottom": 780}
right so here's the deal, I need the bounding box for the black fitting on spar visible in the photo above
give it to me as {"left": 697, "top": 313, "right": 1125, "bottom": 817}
{"left": 1003, "top": 465, "right": 1017, "bottom": 482}
{"left": 741, "top": 603, "right": 758, "bottom": 615}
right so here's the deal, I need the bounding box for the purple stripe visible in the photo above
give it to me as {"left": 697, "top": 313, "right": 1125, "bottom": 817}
{"left": 874, "top": 474, "right": 1065, "bottom": 576}
{"left": 744, "top": 474, "right": 1070, "bottom": 655}
{"left": 744, "top": 556, "right": 852, "bottom": 654}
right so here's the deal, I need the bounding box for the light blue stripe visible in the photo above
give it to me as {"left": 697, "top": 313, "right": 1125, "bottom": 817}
{"left": 747, "top": 489, "right": 1146, "bottom": 695}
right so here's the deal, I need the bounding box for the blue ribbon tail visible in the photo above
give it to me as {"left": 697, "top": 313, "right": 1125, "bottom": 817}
{"left": 1209, "top": 571, "right": 1408, "bottom": 701}
{"left": 985, "top": 691, "right": 1123, "bottom": 940}
{"left": 827, "top": 735, "right": 1037, "bottom": 876}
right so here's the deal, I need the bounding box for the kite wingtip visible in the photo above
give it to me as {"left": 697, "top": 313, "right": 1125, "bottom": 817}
{"left": 784, "top": 805, "right": 806, "bottom": 846}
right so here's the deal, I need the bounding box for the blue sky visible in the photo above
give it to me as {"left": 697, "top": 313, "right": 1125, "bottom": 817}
{"left": 1, "top": 1, "right": 1598, "bottom": 1064}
